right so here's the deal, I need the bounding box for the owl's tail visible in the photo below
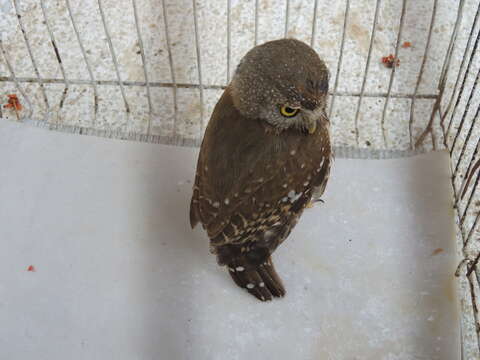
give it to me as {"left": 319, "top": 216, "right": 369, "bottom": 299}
{"left": 227, "top": 256, "right": 286, "bottom": 301}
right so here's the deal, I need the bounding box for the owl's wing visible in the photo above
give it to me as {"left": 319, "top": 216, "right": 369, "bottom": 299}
{"left": 190, "top": 87, "right": 330, "bottom": 246}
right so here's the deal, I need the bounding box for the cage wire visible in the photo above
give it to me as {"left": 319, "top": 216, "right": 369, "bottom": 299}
{"left": 1, "top": 0, "right": 480, "bottom": 357}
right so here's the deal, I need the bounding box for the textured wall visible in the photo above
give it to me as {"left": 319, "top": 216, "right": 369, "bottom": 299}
{"left": 0, "top": 0, "right": 462, "bottom": 152}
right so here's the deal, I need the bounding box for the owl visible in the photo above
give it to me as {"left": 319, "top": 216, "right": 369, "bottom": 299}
{"left": 190, "top": 38, "right": 331, "bottom": 301}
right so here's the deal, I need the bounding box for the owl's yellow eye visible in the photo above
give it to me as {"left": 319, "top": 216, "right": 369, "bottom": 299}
{"left": 280, "top": 105, "right": 299, "bottom": 118}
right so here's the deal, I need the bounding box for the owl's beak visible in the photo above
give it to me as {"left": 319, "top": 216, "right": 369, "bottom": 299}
{"left": 303, "top": 105, "right": 326, "bottom": 134}
{"left": 302, "top": 115, "right": 317, "bottom": 134}
{"left": 307, "top": 119, "right": 317, "bottom": 134}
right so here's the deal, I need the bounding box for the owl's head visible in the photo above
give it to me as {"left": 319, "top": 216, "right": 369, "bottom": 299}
{"left": 230, "top": 38, "right": 329, "bottom": 133}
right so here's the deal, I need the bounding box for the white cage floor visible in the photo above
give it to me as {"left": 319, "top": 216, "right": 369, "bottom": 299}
{"left": 0, "top": 120, "right": 459, "bottom": 360}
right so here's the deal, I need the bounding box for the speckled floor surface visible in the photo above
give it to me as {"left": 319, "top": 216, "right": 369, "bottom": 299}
{"left": 0, "top": 120, "right": 460, "bottom": 360}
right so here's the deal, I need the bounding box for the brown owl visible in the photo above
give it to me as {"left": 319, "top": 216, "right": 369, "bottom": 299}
{"left": 190, "top": 38, "right": 332, "bottom": 301}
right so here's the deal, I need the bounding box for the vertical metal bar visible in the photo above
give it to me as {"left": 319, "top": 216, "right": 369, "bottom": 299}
{"left": 465, "top": 210, "right": 480, "bottom": 249}
{"left": 0, "top": 39, "right": 33, "bottom": 119}
{"left": 160, "top": 0, "right": 178, "bottom": 138}
{"left": 227, "top": 0, "right": 231, "bottom": 83}
{"left": 131, "top": 0, "right": 153, "bottom": 134}
{"left": 353, "top": 0, "right": 381, "bottom": 146}
{"left": 12, "top": 0, "right": 49, "bottom": 112}
{"left": 328, "top": 0, "right": 350, "bottom": 119}
{"left": 40, "top": 0, "right": 69, "bottom": 122}
{"left": 310, "top": 0, "right": 319, "bottom": 48}
{"left": 96, "top": 0, "right": 130, "bottom": 117}
{"left": 438, "top": 0, "right": 466, "bottom": 90}
{"left": 192, "top": 0, "right": 205, "bottom": 132}
{"left": 446, "top": 9, "right": 480, "bottom": 138}
{"left": 65, "top": 0, "right": 99, "bottom": 124}
{"left": 443, "top": 0, "right": 479, "bottom": 112}
{"left": 437, "top": 0, "right": 466, "bottom": 150}
{"left": 454, "top": 103, "right": 480, "bottom": 176}
{"left": 409, "top": 0, "right": 437, "bottom": 149}
{"left": 254, "top": 0, "right": 259, "bottom": 46}
{"left": 284, "top": 0, "right": 290, "bottom": 38}
{"left": 451, "top": 67, "right": 480, "bottom": 155}
{"left": 430, "top": 128, "right": 436, "bottom": 150}
{"left": 380, "top": 0, "right": 407, "bottom": 146}
{"left": 461, "top": 138, "right": 480, "bottom": 197}
{"left": 460, "top": 170, "right": 480, "bottom": 226}
{"left": 467, "top": 272, "right": 480, "bottom": 356}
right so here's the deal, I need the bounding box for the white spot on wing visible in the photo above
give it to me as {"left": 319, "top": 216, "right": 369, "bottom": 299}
{"left": 236, "top": 266, "right": 245, "bottom": 272}
{"left": 246, "top": 283, "right": 255, "bottom": 289}
{"left": 224, "top": 198, "right": 230, "bottom": 205}
{"left": 287, "top": 189, "right": 302, "bottom": 202}
{"left": 264, "top": 230, "right": 274, "bottom": 239}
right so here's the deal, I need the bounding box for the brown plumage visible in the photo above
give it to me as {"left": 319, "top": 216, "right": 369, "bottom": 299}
{"left": 190, "top": 38, "right": 332, "bottom": 301}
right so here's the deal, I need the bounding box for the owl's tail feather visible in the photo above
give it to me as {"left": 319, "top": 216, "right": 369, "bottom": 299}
{"left": 227, "top": 256, "right": 286, "bottom": 301}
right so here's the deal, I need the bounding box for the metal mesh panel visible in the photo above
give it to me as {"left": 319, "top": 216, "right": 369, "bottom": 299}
{"left": 1, "top": 0, "right": 453, "bottom": 149}
{"left": 439, "top": 0, "right": 480, "bottom": 357}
